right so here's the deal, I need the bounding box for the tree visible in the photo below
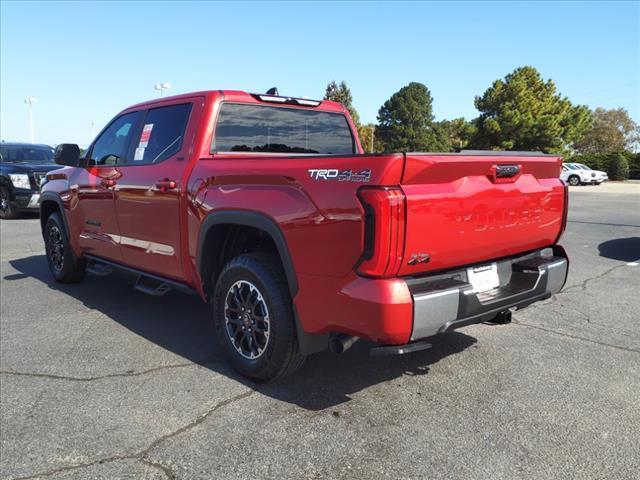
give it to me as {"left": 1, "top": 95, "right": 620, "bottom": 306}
{"left": 608, "top": 153, "right": 630, "bottom": 180}
{"left": 574, "top": 108, "right": 639, "bottom": 154}
{"left": 434, "top": 118, "right": 477, "bottom": 151}
{"left": 324, "top": 80, "right": 360, "bottom": 125}
{"left": 377, "top": 82, "right": 441, "bottom": 151}
{"left": 357, "top": 123, "right": 385, "bottom": 153}
{"left": 472, "top": 66, "right": 592, "bottom": 153}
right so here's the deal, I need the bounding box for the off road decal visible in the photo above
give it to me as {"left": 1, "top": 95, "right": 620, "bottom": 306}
{"left": 307, "top": 168, "right": 371, "bottom": 182}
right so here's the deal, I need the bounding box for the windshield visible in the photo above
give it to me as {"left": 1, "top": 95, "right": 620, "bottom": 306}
{"left": 0, "top": 145, "right": 55, "bottom": 164}
{"left": 565, "top": 164, "right": 580, "bottom": 170}
{"left": 575, "top": 164, "right": 592, "bottom": 171}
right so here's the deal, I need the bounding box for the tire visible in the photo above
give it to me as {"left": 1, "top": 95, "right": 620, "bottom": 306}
{"left": 0, "top": 186, "right": 20, "bottom": 219}
{"left": 44, "top": 212, "right": 86, "bottom": 283}
{"left": 568, "top": 175, "right": 581, "bottom": 186}
{"left": 212, "top": 253, "right": 305, "bottom": 382}
{"left": 595, "top": 182, "right": 602, "bottom": 186}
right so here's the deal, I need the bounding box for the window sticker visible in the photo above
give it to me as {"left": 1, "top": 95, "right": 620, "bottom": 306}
{"left": 134, "top": 147, "right": 145, "bottom": 161}
{"left": 138, "top": 123, "right": 154, "bottom": 148}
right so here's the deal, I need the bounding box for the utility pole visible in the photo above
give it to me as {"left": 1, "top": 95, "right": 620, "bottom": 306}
{"left": 24, "top": 96, "right": 37, "bottom": 143}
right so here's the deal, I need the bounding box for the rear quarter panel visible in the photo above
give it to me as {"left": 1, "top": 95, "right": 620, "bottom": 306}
{"left": 187, "top": 153, "right": 404, "bottom": 279}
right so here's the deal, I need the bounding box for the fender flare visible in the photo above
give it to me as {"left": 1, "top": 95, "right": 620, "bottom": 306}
{"left": 196, "top": 210, "right": 328, "bottom": 355}
{"left": 196, "top": 210, "right": 298, "bottom": 296}
{"left": 39, "top": 191, "right": 69, "bottom": 236}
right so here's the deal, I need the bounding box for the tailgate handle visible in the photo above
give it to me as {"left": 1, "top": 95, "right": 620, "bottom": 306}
{"left": 488, "top": 164, "right": 521, "bottom": 183}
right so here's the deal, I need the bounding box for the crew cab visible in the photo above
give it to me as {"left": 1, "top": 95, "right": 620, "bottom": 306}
{"left": 0, "top": 142, "right": 59, "bottom": 219}
{"left": 40, "top": 89, "right": 569, "bottom": 381}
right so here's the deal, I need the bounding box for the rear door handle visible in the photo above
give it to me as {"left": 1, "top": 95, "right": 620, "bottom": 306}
{"left": 155, "top": 179, "right": 177, "bottom": 191}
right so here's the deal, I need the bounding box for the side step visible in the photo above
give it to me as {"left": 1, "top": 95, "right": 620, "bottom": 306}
{"left": 134, "top": 276, "right": 172, "bottom": 297}
{"left": 370, "top": 340, "right": 432, "bottom": 356}
{"left": 86, "top": 261, "right": 113, "bottom": 277}
{"left": 83, "top": 254, "right": 197, "bottom": 296}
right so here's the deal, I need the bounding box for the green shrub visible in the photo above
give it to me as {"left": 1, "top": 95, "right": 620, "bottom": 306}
{"left": 628, "top": 153, "right": 640, "bottom": 180}
{"left": 608, "top": 153, "right": 630, "bottom": 180}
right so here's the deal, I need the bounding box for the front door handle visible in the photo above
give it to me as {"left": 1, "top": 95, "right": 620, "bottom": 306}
{"left": 101, "top": 178, "right": 116, "bottom": 188}
{"left": 155, "top": 179, "right": 177, "bottom": 191}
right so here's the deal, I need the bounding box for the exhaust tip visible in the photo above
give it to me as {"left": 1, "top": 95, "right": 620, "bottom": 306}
{"left": 329, "top": 334, "right": 359, "bottom": 354}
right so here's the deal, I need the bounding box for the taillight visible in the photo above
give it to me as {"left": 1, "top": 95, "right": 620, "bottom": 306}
{"left": 556, "top": 182, "right": 569, "bottom": 243}
{"left": 356, "top": 187, "right": 406, "bottom": 278}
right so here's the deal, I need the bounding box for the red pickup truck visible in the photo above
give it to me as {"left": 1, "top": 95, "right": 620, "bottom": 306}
{"left": 41, "top": 89, "right": 569, "bottom": 381}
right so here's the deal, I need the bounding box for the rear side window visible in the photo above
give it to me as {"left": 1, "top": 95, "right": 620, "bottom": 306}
{"left": 132, "top": 103, "right": 192, "bottom": 164}
{"left": 213, "top": 103, "right": 355, "bottom": 154}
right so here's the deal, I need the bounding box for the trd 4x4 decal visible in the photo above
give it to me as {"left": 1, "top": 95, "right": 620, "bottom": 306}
{"left": 307, "top": 169, "right": 371, "bottom": 182}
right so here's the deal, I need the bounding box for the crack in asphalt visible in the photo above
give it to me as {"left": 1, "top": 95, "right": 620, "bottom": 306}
{"left": 6, "top": 389, "right": 256, "bottom": 480}
{"left": 560, "top": 263, "right": 629, "bottom": 293}
{"left": 514, "top": 263, "right": 629, "bottom": 315}
{"left": 139, "top": 457, "right": 179, "bottom": 480}
{"left": 0, "top": 355, "right": 225, "bottom": 383}
{"left": 512, "top": 320, "right": 640, "bottom": 354}
{"left": 0, "top": 363, "right": 196, "bottom": 382}
{"left": 510, "top": 263, "right": 639, "bottom": 352}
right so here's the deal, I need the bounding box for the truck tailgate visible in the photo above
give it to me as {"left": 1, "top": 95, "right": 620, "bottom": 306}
{"left": 399, "top": 153, "right": 566, "bottom": 276}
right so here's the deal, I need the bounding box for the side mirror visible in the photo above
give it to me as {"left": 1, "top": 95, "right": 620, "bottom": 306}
{"left": 54, "top": 144, "right": 81, "bottom": 167}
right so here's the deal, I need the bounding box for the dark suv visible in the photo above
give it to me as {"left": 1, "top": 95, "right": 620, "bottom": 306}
{"left": 0, "top": 142, "right": 60, "bottom": 219}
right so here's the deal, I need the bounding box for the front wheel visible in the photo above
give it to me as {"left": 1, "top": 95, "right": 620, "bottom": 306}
{"left": 212, "top": 253, "right": 305, "bottom": 382}
{"left": 567, "top": 175, "right": 581, "bottom": 186}
{"left": 0, "top": 186, "right": 20, "bottom": 219}
{"left": 44, "top": 212, "right": 86, "bottom": 283}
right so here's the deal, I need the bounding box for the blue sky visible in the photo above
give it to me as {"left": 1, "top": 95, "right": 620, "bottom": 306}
{"left": 1, "top": 0, "right": 638, "bottom": 146}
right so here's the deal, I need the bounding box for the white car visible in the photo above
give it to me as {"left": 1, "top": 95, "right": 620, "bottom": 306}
{"left": 561, "top": 162, "right": 608, "bottom": 186}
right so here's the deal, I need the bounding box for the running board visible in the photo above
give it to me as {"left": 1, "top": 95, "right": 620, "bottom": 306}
{"left": 134, "top": 276, "right": 172, "bottom": 297}
{"left": 83, "top": 254, "right": 197, "bottom": 296}
{"left": 370, "top": 340, "right": 432, "bottom": 356}
{"left": 86, "top": 261, "right": 113, "bottom": 277}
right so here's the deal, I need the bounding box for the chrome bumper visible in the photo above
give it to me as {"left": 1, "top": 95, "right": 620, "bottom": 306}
{"left": 409, "top": 246, "right": 569, "bottom": 340}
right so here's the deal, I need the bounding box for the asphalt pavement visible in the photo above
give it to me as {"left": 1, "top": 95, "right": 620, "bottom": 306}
{"left": 1, "top": 183, "right": 639, "bottom": 480}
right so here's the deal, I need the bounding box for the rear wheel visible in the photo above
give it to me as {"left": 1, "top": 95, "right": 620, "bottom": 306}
{"left": 0, "top": 186, "right": 19, "bottom": 219}
{"left": 212, "top": 253, "right": 305, "bottom": 382}
{"left": 567, "top": 175, "right": 580, "bottom": 186}
{"left": 45, "top": 212, "right": 86, "bottom": 283}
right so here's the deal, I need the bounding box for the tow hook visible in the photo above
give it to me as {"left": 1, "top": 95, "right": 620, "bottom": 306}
{"left": 493, "top": 310, "right": 512, "bottom": 324}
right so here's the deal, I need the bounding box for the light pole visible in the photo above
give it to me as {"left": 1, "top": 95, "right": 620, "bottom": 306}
{"left": 154, "top": 82, "right": 171, "bottom": 97}
{"left": 24, "top": 96, "right": 37, "bottom": 143}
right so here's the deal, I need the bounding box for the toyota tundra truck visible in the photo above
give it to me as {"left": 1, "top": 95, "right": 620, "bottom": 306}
{"left": 40, "top": 89, "right": 569, "bottom": 381}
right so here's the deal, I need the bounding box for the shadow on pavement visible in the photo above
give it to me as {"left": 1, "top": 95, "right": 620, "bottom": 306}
{"left": 6, "top": 254, "right": 477, "bottom": 411}
{"left": 598, "top": 237, "right": 640, "bottom": 262}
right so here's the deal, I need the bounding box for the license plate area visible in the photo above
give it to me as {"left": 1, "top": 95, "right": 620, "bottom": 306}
{"left": 467, "top": 263, "right": 499, "bottom": 293}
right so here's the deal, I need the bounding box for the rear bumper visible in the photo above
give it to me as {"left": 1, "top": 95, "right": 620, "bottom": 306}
{"left": 408, "top": 246, "right": 568, "bottom": 340}
{"left": 295, "top": 246, "right": 568, "bottom": 348}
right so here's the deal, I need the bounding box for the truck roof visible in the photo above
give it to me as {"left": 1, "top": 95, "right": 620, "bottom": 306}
{"left": 127, "top": 90, "right": 346, "bottom": 113}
